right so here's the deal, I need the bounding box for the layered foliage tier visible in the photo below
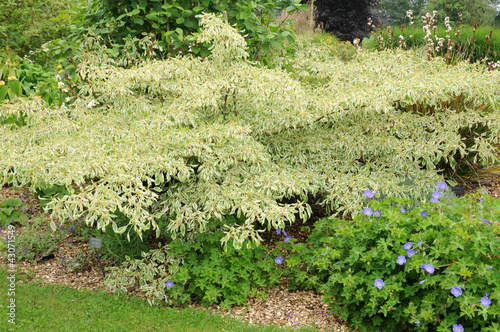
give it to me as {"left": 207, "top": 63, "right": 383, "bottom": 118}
{"left": 1, "top": 14, "right": 499, "bottom": 248}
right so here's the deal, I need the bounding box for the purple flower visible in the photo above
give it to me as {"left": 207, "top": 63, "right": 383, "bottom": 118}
{"left": 364, "top": 190, "right": 374, "bottom": 199}
{"left": 452, "top": 324, "right": 464, "bottom": 332}
{"left": 284, "top": 235, "right": 292, "bottom": 243}
{"left": 432, "top": 191, "right": 441, "bottom": 199}
{"left": 363, "top": 207, "right": 373, "bottom": 216}
{"left": 484, "top": 188, "right": 489, "bottom": 194}
{"left": 336, "top": 261, "right": 339, "bottom": 265}
{"left": 404, "top": 242, "right": 413, "bottom": 250}
{"left": 407, "top": 249, "right": 416, "bottom": 258}
{"left": 373, "top": 209, "right": 381, "bottom": 217}
{"left": 276, "top": 228, "right": 281, "bottom": 235}
{"left": 422, "top": 264, "right": 435, "bottom": 273}
{"left": 481, "top": 296, "right": 491, "bottom": 307}
{"left": 451, "top": 286, "right": 462, "bottom": 297}
{"left": 420, "top": 211, "right": 428, "bottom": 217}
{"left": 322, "top": 252, "right": 327, "bottom": 256}
{"left": 397, "top": 256, "right": 406, "bottom": 265}
{"left": 487, "top": 266, "right": 492, "bottom": 270}
{"left": 436, "top": 181, "right": 447, "bottom": 190}
{"left": 165, "top": 280, "right": 173, "bottom": 289}
{"left": 485, "top": 293, "right": 490, "bottom": 296}
{"left": 418, "top": 238, "right": 422, "bottom": 247}
{"left": 400, "top": 206, "right": 406, "bottom": 213}
{"left": 374, "top": 279, "right": 385, "bottom": 290}
{"left": 415, "top": 321, "right": 420, "bottom": 324}
{"left": 419, "top": 280, "right": 425, "bottom": 284}
{"left": 430, "top": 197, "right": 439, "bottom": 203}
{"left": 482, "top": 218, "right": 493, "bottom": 225}
{"left": 283, "top": 230, "right": 288, "bottom": 237}
{"left": 275, "top": 256, "right": 283, "bottom": 265}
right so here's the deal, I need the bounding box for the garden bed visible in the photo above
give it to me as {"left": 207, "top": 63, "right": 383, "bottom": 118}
{"left": 1, "top": 172, "right": 498, "bottom": 331}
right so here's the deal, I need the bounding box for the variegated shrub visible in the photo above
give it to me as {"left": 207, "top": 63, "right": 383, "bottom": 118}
{"left": 0, "top": 13, "right": 499, "bottom": 253}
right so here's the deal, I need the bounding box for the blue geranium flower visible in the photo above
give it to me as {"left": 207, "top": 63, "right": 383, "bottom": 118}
{"left": 374, "top": 209, "right": 381, "bottom": 217}
{"left": 482, "top": 218, "right": 493, "bottom": 225}
{"left": 165, "top": 280, "right": 174, "bottom": 289}
{"left": 451, "top": 286, "right": 462, "bottom": 297}
{"left": 364, "top": 190, "right": 374, "bottom": 199}
{"left": 284, "top": 235, "right": 292, "bottom": 243}
{"left": 419, "top": 280, "right": 425, "bottom": 284}
{"left": 374, "top": 279, "right": 385, "bottom": 290}
{"left": 404, "top": 242, "right": 412, "bottom": 250}
{"left": 452, "top": 324, "right": 464, "bottom": 332}
{"left": 400, "top": 206, "right": 406, "bottom": 213}
{"left": 418, "top": 237, "right": 422, "bottom": 247}
{"left": 481, "top": 296, "right": 491, "bottom": 307}
{"left": 276, "top": 228, "right": 281, "bottom": 235}
{"left": 436, "top": 181, "right": 447, "bottom": 190}
{"left": 430, "top": 197, "right": 439, "bottom": 203}
{"left": 420, "top": 211, "right": 428, "bottom": 217}
{"left": 407, "top": 249, "right": 416, "bottom": 258}
{"left": 422, "top": 264, "right": 435, "bottom": 273}
{"left": 432, "top": 191, "right": 441, "bottom": 199}
{"left": 275, "top": 256, "right": 283, "bottom": 265}
{"left": 363, "top": 208, "right": 373, "bottom": 216}
{"left": 397, "top": 256, "right": 406, "bottom": 265}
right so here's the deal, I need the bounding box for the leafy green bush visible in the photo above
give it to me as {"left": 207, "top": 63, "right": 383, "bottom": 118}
{"left": 290, "top": 187, "right": 499, "bottom": 331}
{"left": 76, "top": 0, "right": 307, "bottom": 65}
{"left": 105, "top": 216, "right": 283, "bottom": 308}
{"left": 0, "top": 0, "right": 78, "bottom": 58}
{"left": 168, "top": 226, "right": 281, "bottom": 309}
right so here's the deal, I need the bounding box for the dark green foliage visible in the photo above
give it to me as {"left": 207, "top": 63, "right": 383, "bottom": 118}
{"left": 379, "top": 0, "right": 427, "bottom": 26}
{"left": 0, "top": 0, "right": 77, "bottom": 57}
{"left": 35, "top": 185, "right": 70, "bottom": 212}
{"left": 88, "top": 210, "right": 150, "bottom": 264}
{"left": 426, "top": 0, "right": 497, "bottom": 26}
{"left": 312, "top": 0, "right": 380, "bottom": 41}
{"left": 168, "top": 226, "right": 282, "bottom": 310}
{"left": 0, "top": 198, "right": 27, "bottom": 228}
{"left": 79, "top": 0, "right": 307, "bottom": 64}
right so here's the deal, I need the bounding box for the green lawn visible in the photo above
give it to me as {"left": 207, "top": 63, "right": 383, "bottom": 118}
{"left": 0, "top": 268, "right": 313, "bottom": 332}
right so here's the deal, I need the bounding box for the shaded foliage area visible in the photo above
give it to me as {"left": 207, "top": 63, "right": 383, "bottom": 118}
{"left": 309, "top": 0, "right": 380, "bottom": 41}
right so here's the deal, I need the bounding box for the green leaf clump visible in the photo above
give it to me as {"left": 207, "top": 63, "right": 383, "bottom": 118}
{"left": 293, "top": 188, "right": 499, "bottom": 331}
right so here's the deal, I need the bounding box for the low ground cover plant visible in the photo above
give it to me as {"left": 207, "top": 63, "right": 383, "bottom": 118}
{"left": 105, "top": 218, "right": 282, "bottom": 309}
{"left": 286, "top": 186, "right": 499, "bottom": 331}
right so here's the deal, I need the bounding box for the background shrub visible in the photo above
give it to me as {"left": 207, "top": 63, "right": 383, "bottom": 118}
{"left": 77, "top": 0, "right": 308, "bottom": 64}
{"left": 0, "top": 0, "right": 77, "bottom": 58}
{"left": 363, "top": 24, "right": 500, "bottom": 65}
